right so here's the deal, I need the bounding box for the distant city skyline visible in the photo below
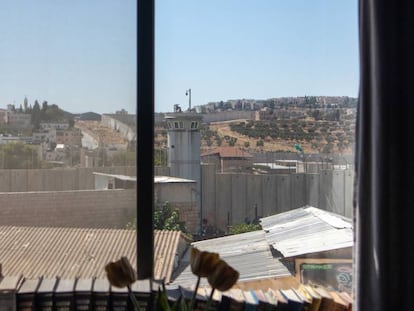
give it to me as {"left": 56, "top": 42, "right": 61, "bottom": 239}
{"left": 0, "top": 1, "right": 358, "bottom": 114}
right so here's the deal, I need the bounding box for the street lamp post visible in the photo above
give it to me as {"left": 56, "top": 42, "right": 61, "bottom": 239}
{"left": 185, "top": 88, "right": 191, "bottom": 111}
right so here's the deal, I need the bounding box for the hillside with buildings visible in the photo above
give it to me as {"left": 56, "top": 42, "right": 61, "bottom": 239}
{"left": 0, "top": 99, "right": 136, "bottom": 168}
{"left": 155, "top": 95, "right": 356, "bottom": 155}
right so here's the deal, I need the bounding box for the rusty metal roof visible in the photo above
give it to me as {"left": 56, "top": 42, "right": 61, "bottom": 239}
{"left": 201, "top": 147, "right": 253, "bottom": 158}
{"left": 0, "top": 226, "right": 187, "bottom": 283}
{"left": 260, "top": 206, "right": 353, "bottom": 258}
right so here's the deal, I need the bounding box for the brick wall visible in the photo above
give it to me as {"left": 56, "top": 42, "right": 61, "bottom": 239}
{"left": 0, "top": 189, "right": 136, "bottom": 229}
{"left": 173, "top": 202, "right": 199, "bottom": 234}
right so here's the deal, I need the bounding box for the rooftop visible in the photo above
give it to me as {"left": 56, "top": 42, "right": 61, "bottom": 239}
{"left": 103, "top": 113, "right": 136, "bottom": 129}
{"left": 201, "top": 147, "right": 253, "bottom": 159}
{"left": 260, "top": 206, "right": 353, "bottom": 258}
{"left": 0, "top": 226, "right": 188, "bottom": 283}
{"left": 172, "top": 230, "right": 291, "bottom": 287}
{"left": 75, "top": 120, "right": 127, "bottom": 145}
{"left": 92, "top": 173, "right": 195, "bottom": 183}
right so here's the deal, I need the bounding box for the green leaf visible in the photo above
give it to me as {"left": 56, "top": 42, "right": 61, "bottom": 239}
{"left": 171, "top": 295, "right": 188, "bottom": 311}
{"left": 156, "top": 288, "right": 172, "bottom": 311}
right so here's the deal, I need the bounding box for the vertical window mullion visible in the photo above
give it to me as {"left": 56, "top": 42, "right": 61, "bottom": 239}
{"left": 137, "top": 0, "right": 154, "bottom": 280}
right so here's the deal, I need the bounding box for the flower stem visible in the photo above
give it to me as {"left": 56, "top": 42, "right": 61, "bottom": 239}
{"left": 189, "top": 276, "right": 201, "bottom": 311}
{"left": 204, "top": 288, "right": 216, "bottom": 311}
{"left": 127, "top": 284, "right": 141, "bottom": 311}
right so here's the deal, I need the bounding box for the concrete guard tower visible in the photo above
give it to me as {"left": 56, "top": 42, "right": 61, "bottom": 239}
{"left": 165, "top": 112, "right": 202, "bottom": 183}
{"left": 165, "top": 112, "right": 202, "bottom": 230}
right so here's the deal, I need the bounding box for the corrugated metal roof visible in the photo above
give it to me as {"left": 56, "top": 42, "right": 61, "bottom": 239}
{"left": 254, "top": 163, "right": 294, "bottom": 170}
{"left": 154, "top": 176, "right": 196, "bottom": 183}
{"left": 171, "top": 230, "right": 291, "bottom": 287}
{"left": 201, "top": 147, "right": 253, "bottom": 158}
{"left": 260, "top": 206, "right": 353, "bottom": 258}
{"left": 0, "top": 227, "right": 186, "bottom": 283}
{"left": 92, "top": 173, "right": 195, "bottom": 183}
{"left": 93, "top": 172, "right": 136, "bottom": 181}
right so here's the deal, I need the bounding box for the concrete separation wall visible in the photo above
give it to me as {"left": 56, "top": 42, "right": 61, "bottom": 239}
{"left": 0, "top": 189, "right": 136, "bottom": 229}
{"left": 201, "top": 168, "right": 354, "bottom": 233}
{"left": 0, "top": 166, "right": 136, "bottom": 192}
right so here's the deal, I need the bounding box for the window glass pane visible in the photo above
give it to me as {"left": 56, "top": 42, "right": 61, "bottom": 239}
{"left": 155, "top": 0, "right": 358, "bottom": 301}
{"left": 0, "top": 0, "right": 137, "bottom": 297}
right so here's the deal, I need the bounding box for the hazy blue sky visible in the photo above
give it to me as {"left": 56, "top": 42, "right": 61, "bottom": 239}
{"left": 156, "top": 0, "right": 359, "bottom": 112}
{"left": 0, "top": 0, "right": 136, "bottom": 114}
{"left": 0, "top": 1, "right": 358, "bottom": 114}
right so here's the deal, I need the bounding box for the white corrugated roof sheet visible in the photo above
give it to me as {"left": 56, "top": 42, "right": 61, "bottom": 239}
{"left": 260, "top": 206, "right": 353, "bottom": 258}
{"left": 92, "top": 173, "right": 195, "bottom": 183}
{"left": 172, "top": 230, "right": 291, "bottom": 287}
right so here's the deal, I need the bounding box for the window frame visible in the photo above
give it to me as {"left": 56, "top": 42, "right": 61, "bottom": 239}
{"left": 137, "top": 0, "right": 154, "bottom": 280}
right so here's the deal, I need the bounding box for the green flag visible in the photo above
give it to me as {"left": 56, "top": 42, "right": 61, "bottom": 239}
{"left": 295, "top": 144, "right": 303, "bottom": 152}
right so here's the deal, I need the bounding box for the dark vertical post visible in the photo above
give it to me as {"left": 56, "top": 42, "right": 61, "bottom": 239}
{"left": 255, "top": 203, "right": 257, "bottom": 220}
{"left": 137, "top": 0, "right": 154, "bottom": 279}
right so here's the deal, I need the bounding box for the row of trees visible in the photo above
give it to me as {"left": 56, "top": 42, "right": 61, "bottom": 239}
{"left": 11, "top": 97, "right": 72, "bottom": 130}
{"left": 229, "top": 120, "right": 354, "bottom": 151}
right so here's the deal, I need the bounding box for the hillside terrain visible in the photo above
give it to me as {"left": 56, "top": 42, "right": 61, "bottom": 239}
{"left": 205, "top": 118, "right": 355, "bottom": 154}
{"left": 156, "top": 96, "right": 357, "bottom": 155}
{"left": 155, "top": 117, "right": 355, "bottom": 155}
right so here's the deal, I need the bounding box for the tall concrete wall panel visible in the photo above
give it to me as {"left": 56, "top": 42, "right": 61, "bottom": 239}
{"left": 231, "top": 174, "right": 248, "bottom": 224}
{"left": 44, "top": 170, "right": 64, "bottom": 191}
{"left": 275, "top": 175, "right": 291, "bottom": 213}
{"left": 215, "top": 174, "right": 232, "bottom": 232}
{"left": 62, "top": 169, "right": 78, "bottom": 190}
{"left": 306, "top": 174, "right": 320, "bottom": 207}
{"left": 246, "top": 175, "right": 263, "bottom": 219}
{"left": 344, "top": 170, "right": 354, "bottom": 218}
{"left": 27, "top": 170, "right": 44, "bottom": 191}
{"left": 0, "top": 170, "right": 10, "bottom": 192}
{"left": 0, "top": 167, "right": 136, "bottom": 192}
{"left": 319, "top": 170, "right": 334, "bottom": 212}
{"left": 200, "top": 169, "right": 354, "bottom": 232}
{"left": 78, "top": 168, "right": 95, "bottom": 189}
{"left": 332, "top": 170, "right": 345, "bottom": 215}
{"left": 262, "top": 175, "right": 278, "bottom": 217}
{"left": 290, "top": 174, "right": 307, "bottom": 209}
{"left": 201, "top": 164, "right": 216, "bottom": 225}
{"left": 10, "top": 170, "right": 27, "bottom": 192}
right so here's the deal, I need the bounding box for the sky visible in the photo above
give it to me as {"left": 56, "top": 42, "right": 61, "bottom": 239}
{"left": 0, "top": 1, "right": 358, "bottom": 114}
{"left": 0, "top": 0, "right": 137, "bottom": 114}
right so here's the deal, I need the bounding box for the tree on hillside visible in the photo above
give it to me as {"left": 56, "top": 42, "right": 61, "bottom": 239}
{"left": 31, "top": 100, "right": 41, "bottom": 129}
{"left": 43, "top": 104, "right": 65, "bottom": 121}
{"left": 23, "top": 97, "right": 28, "bottom": 112}
{"left": 41, "top": 101, "right": 48, "bottom": 112}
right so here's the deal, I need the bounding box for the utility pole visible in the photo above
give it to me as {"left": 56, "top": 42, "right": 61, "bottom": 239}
{"left": 185, "top": 88, "right": 191, "bottom": 111}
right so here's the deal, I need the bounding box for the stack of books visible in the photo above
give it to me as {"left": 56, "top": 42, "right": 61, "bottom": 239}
{"left": 163, "top": 283, "right": 353, "bottom": 311}
{"left": 0, "top": 274, "right": 353, "bottom": 310}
